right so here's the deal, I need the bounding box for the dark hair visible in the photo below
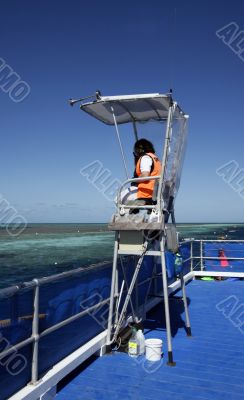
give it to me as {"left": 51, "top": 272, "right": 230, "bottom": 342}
{"left": 134, "top": 138, "right": 155, "bottom": 155}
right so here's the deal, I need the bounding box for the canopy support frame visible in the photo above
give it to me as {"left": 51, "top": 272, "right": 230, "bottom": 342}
{"left": 156, "top": 101, "right": 175, "bottom": 214}
{"left": 111, "top": 106, "right": 129, "bottom": 179}
{"left": 132, "top": 120, "right": 138, "bottom": 141}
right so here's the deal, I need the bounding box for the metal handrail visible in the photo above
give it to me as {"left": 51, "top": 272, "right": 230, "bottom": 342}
{"left": 180, "top": 238, "right": 244, "bottom": 272}
{"left": 194, "top": 256, "right": 244, "bottom": 260}
{"left": 0, "top": 284, "right": 111, "bottom": 384}
{"left": 40, "top": 298, "right": 110, "bottom": 339}
{"left": 117, "top": 175, "right": 161, "bottom": 208}
{"left": 193, "top": 239, "right": 244, "bottom": 242}
{"left": 0, "top": 261, "right": 110, "bottom": 298}
{"left": 0, "top": 337, "right": 34, "bottom": 361}
{"left": 0, "top": 261, "right": 112, "bottom": 384}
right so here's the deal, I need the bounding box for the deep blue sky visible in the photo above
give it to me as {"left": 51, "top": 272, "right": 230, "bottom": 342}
{"left": 1, "top": 0, "right": 244, "bottom": 223}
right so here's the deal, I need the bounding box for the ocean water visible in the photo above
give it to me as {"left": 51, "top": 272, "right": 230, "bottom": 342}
{"left": 0, "top": 223, "right": 244, "bottom": 289}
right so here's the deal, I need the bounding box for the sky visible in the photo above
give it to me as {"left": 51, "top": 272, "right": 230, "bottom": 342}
{"left": 1, "top": 0, "right": 244, "bottom": 223}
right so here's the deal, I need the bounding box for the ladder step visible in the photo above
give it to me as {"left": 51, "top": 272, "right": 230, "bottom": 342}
{"left": 118, "top": 250, "right": 161, "bottom": 256}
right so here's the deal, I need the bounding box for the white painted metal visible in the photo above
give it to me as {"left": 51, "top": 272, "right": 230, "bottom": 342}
{"left": 0, "top": 337, "right": 33, "bottom": 361}
{"left": 190, "top": 241, "right": 193, "bottom": 271}
{"left": 40, "top": 298, "right": 110, "bottom": 338}
{"left": 106, "top": 232, "right": 119, "bottom": 344}
{"left": 80, "top": 92, "right": 185, "bottom": 125}
{"left": 194, "top": 239, "right": 244, "bottom": 242}
{"left": 115, "top": 279, "right": 125, "bottom": 324}
{"left": 156, "top": 101, "right": 174, "bottom": 212}
{"left": 118, "top": 250, "right": 162, "bottom": 255}
{"left": 200, "top": 240, "right": 203, "bottom": 271}
{"left": 39, "top": 386, "right": 57, "bottom": 400}
{"left": 117, "top": 175, "right": 161, "bottom": 209}
{"left": 160, "top": 236, "right": 173, "bottom": 355}
{"left": 132, "top": 120, "right": 138, "bottom": 141}
{"left": 195, "top": 256, "right": 244, "bottom": 261}
{"left": 31, "top": 279, "right": 40, "bottom": 384}
{"left": 111, "top": 106, "right": 129, "bottom": 179}
{"left": 100, "top": 93, "right": 162, "bottom": 101}
{"left": 194, "top": 271, "right": 244, "bottom": 278}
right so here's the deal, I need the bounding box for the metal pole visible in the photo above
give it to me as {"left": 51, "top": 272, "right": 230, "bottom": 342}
{"left": 115, "top": 280, "right": 125, "bottom": 325}
{"left": 31, "top": 279, "right": 40, "bottom": 384}
{"left": 111, "top": 106, "right": 129, "bottom": 179}
{"left": 135, "top": 256, "right": 139, "bottom": 318}
{"left": 114, "top": 263, "right": 119, "bottom": 325}
{"left": 190, "top": 241, "right": 193, "bottom": 272}
{"left": 180, "top": 273, "right": 192, "bottom": 336}
{"left": 40, "top": 298, "right": 110, "bottom": 338}
{"left": 159, "top": 236, "right": 175, "bottom": 366}
{"left": 132, "top": 120, "right": 138, "bottom": 141}
{"left": 106, "top": 232, "right": 119, "bottom": 346}
{"left": 120, "top": 257, "right": 137, "bottom": 320}
{"left": 200, "top": 240, "right": 203, "bottom": 271}
{"left": 0, "top": 337, "right": 34, "bottom": 360}
{"left": 156, "top": 102, "right": 175, "bottom": 212}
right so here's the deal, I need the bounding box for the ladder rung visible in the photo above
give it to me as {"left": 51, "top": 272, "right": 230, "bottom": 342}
{"left": 118, "top": 250, "right": 161, "bottom": 256}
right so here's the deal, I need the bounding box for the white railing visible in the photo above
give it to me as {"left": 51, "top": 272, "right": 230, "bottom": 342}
{"left": 180, "top": 239, "right": 244, "bottom": 278}
{"left": 0, "top": 263, "right": 111, "bottom": 387}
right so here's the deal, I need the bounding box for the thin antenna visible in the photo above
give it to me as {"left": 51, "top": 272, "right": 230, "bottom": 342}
{"left": 169, "top": 6, "right": 177, "bottom": 92}
{"left": 68, "top": 90, "right": 102, "bottom": 107}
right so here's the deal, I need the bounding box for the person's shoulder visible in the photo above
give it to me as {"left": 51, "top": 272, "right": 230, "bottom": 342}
{"left": 140, "top": 155, "right": 153, "bottom": 168}
{"left": 142, "top": 154, "right": 153, "bottom": 161}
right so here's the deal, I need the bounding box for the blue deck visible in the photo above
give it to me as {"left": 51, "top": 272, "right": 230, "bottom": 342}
{"left": 56, "top": 280, "right": 244, "bottom": 400}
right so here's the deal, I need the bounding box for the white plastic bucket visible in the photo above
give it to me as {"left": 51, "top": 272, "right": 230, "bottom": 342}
{"left": 145, "top": 338, "right": 162, "bottom": 362}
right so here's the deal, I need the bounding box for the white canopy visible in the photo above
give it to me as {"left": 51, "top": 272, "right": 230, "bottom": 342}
{"left": 80, "top": 93, "right": 186, "bottom": 125}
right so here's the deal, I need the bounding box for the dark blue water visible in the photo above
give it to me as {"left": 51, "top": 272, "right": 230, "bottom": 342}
{"left": 0, "top": 223, "right": 243, "bottom": 289}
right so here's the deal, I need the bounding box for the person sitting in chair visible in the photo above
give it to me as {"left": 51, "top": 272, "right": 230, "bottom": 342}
{"left": 121, "top": 139, "right": 161, "bottom": 209}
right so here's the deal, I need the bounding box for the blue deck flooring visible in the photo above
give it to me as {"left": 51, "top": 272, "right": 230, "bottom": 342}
{"left": 56, "top": 280, "right": 244, "bottom": 400}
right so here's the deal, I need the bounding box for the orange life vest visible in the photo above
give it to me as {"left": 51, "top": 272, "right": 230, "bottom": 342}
{"left": 135, "top": 152, "right": 161, "bottom": 199}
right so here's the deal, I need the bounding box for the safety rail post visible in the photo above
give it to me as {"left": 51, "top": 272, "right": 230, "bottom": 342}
{"left": 200, "top": 240, "right": 203, "bottom": 271}
{"left": 31, "top": 279, "right": 40, "bottom": 384}
{"left": 190, "top": 240, "right": 193, "bottom": 272}
{"left": 106, "top": 232, "right": 119, "bottom": 346}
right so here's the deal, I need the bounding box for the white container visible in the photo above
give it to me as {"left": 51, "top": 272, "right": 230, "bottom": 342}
{"left": 128, "top": 339, "right": 138, "bottom": 357}
{"left": 136, "top": 329, "right": 145, "bottom": 355}
{"left": 145, "top": 338, "right": 162, "bottom": 361}
{"left": 128, "top": 328, "right": 139, "bottom": 357}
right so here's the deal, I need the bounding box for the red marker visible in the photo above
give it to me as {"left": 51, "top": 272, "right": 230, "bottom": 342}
{"left": 218, "top": 249, "right": 229, "bottom": 267}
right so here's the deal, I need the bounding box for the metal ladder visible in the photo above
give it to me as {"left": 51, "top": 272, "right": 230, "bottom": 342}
{"left": 106, "top": 223, "right": 192, "bottom": 366}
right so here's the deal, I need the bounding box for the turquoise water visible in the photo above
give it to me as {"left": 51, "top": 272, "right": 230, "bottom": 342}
{"left": 0, "top": 223, "right": 243, "bottom": 289}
